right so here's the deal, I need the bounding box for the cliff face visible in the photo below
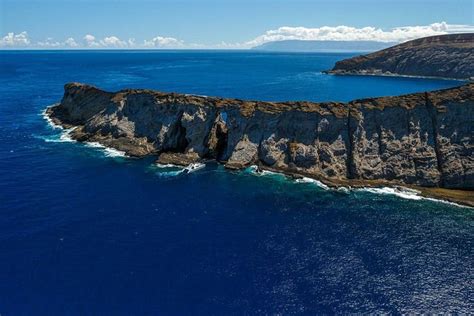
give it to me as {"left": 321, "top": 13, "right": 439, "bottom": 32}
{"left": 327, "top": 33, "right": 474, "bottom": 79}
{"left": 48, "top": 82, "right": 474, "bottom": 190}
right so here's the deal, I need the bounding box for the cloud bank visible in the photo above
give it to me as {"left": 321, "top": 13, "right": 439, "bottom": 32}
{"left": 0, "top": 32, "right": 186, "bottom": 49}
{"left": 1, "top": 22, "right": 473, "bottom": 49}
{"left": 244, "top": 22, "right": 474, "bottom": 47}
{"left": 143, "top": 36, "right": 185, "bottom": 48}
{"left": 0, "top": 32, "right": 31, "bottom": 47}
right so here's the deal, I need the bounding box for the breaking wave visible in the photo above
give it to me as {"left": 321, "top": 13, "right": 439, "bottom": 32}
{"left": 245, "top": 164, "right": 469, "bottom": 208}
{"left": 84, "top": 142, "right": 127, "bottom": 158}
{"left": 295, "top": 177, "right": 330, "bottom": 190}
{"left": 42, "top": 106, "right": 63, "bottom": 130}
{"left": 36, "top": 127, "right": 77, "bottom": 143}
{"left": 356, "top": 186, "right": 471, "bottom": 208}
{"left": 357, "top": 186, "right": 423, "bottom": 200}
{"left": 153, "top": 162, "right": 206, "bottom": 177}
{"left": 184, "top": 162, "right": 206, "bottom": 173}
{"left": 41, "top": 107, "right": 127, "bottom": 158}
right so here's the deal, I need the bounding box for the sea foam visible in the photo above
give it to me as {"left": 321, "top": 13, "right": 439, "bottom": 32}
{"left": 42, "top": 107, "right": 63, "bottom": 130}
{"left": 357, "top": 186, "right": 423, "bottom": 200}
{"left": 183, "top": 162, "right": 206, "bottom": 173}
{"left": 246, "top": 163, "right": 469, "bottom": 208}
{"left": 155, "top": 163, "right": 179, "bottom": 168}
{"left": 84, "top": 142, "right": 127, "bottom": 158}
{"left": 247, "top": 165, "right": 287, "bottom": 178}
{"left": 295, "top": 177, "right": 330, "bottom": 190}
{"left": 37, "top": 126, "right": 77, "bottom": 143}
{"left": 42, "top": 107, "right": 127, "bottom": 157}
{"left": 356, "top": 186, "right": 471, "bottom": 208}
{"left": 40, "top": 107, "right": 77, "bottom": 142}
{"left": 153, "top": 162, "right": 206, "bottom": 177}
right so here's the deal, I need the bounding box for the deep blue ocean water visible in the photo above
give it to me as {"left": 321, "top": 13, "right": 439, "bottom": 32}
{"left": 0, "top": 50, "right": 472, "bottom": 315}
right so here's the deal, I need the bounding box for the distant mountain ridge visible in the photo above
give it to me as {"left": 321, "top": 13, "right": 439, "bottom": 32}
{"left": 326, "top": 33, "right": 474, "bottom": 79}
{"left": 252, "top": 40, "right": 397, "bottom": 52}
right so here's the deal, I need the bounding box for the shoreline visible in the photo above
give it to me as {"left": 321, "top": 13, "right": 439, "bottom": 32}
{"left": 42, "top": 106, "right": 128, "bottom": 157}
{"left": 323, "top": 70, "right": 471, "bottom": 82}
{"left": 43, "top": 105, "right": 474, "bottom": 208}
{"left": 256, "top": 164, "right": 474, "bottom": 208}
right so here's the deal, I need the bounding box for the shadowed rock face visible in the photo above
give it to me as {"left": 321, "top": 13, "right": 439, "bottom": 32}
{"left": 327, "top": 33, "right": 474, "bottom": 79}
{"left": 48, "top": 82, "right": 474, "bottom": 190}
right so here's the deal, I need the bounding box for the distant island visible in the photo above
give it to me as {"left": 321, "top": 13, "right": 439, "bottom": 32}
{"left": 326, "top": 33, "right": 474, "bottom": 79}
{"left": 252, "top": 40, "right": 396, "bottom": 52}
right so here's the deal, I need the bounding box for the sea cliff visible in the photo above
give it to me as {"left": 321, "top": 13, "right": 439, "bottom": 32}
{"left": 47, "top": 82, "right": 474, "bottom": 205}
{"left": 326, "top": 33, "right": 474, "bottom": 80}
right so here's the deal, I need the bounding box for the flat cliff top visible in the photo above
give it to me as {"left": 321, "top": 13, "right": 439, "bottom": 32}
{"left": 64, "top": 82, "right": 350, "bottom": 118}
{"left": 64, "top": 81, "right": 474, "bottom": 116}
{"left": 327, "top": 33, "right": 474, "bottom": 79}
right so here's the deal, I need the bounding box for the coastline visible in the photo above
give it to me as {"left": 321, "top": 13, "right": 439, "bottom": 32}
{"left": 44, "top": 105, "right": 474, "bottom": 208}
{"left": 42, "top": 106, "right": 128, "bottom": 157}
{"left": 323, "top": 70, "right": 471, "bottom": 82}
{"left": 257, "top": 164, "right": 474, "bottom": 208}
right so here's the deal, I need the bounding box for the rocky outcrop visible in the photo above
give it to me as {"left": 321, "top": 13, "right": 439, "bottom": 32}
{"left": 47, "top": 82, "right": 474, "bottom": 195}
{"left": 326, "top": 33, "right": 474, "bottom": 79}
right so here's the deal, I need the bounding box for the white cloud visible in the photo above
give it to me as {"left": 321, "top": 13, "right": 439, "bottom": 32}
{"left": 0, "top": 22, "right": 472, "bottom": 49}
{"left": 34, "top": 37, "right": 80, "bottom": 48}
{"left": 0, "top": 31, "right": 30, "bottom": 47}
{"left": 83, "top": 34, "right": 99, "bottom": 47}
{"left": 83, "top": 34, "right": 95, "bottom": 42}
{"left": 37, "top": 37, "right": 61, "bottom": 47}
{"left": 83, "top": 34, "right": 182, "bottom": 48}
{"left": 100, "top": 36, "right": 127, "bottom": 48}
{"left": 64, "top": 37, "right": 79, "bottom": 47}
{"left": 143, "top": 36, "right": 184, "bottom": 48}
{"left": 245, "top": 22, "right": 474, "bottom": 47}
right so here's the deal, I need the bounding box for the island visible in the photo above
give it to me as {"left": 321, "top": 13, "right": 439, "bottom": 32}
{"left": 46, "top": 82, "right": 474, "bottom": 206}
{"left": 326, "top": 33, "right": 474, "bottom": 80}
{"left": 252, "top": 40, "right": 395, "bottom": 52}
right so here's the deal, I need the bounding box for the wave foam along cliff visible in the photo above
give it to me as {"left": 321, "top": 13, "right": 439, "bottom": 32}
{"left": 46, "top": 82, "right": 474, "bottom": 206}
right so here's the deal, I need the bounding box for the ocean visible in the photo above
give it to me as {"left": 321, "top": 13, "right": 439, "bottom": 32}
{"left": 0, "top": 50, "right": 472, "bottom": 314}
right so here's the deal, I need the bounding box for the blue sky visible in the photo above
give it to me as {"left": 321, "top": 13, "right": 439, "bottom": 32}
{"left": 1, "top": 0, "right": 473, "bottom": 48}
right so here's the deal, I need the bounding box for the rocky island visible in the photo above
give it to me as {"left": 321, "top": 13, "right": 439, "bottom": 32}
{"left": 47, "top": 82, "right": 474, "bottom": 206}
{"left": 326, "top": 33, "right": 474, "bottom": 80}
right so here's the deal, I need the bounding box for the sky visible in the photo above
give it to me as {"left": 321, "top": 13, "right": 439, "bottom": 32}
{"left": 1, "top": 0, "right": 473, "bottom": 49}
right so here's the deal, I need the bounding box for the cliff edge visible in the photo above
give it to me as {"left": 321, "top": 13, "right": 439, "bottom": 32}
{"left": 47, "top": 82, "right": 474, "bottom": 205}
{"left": 326, "top": 33, "right": 474, "bottom": 80}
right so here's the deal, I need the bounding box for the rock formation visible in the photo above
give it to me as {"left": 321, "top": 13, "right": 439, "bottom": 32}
{"left": 326, "top": 33, "right": 474, "bottom": 79}
{"left": 47, "top": 82, "right": 473, "bottom": 198}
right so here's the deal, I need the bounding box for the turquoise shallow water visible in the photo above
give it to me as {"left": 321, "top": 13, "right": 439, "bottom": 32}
{"left": 0, "top": 50, "right": 472, "bottom": 314}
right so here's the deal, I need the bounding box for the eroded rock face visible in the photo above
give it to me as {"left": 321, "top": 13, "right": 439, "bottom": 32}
{"left": 327, "top": 33, "right": 474, "bottom": 79}
{"left": 349, "top": 94, "right": 441, "bottom": 186}
{"left": 47, "top": 82, "right": 474, "bottom": 189}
